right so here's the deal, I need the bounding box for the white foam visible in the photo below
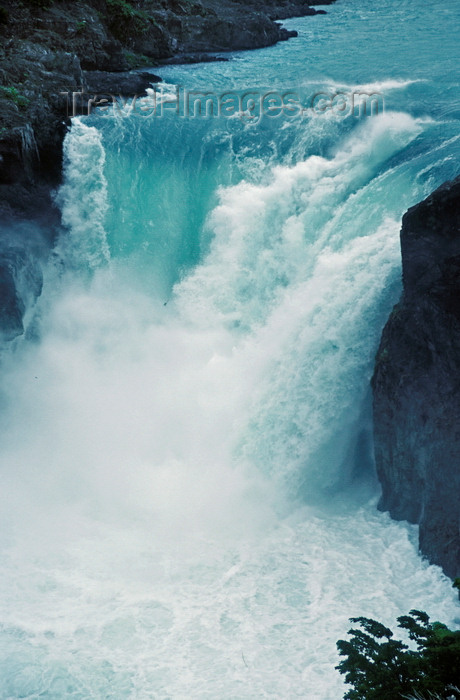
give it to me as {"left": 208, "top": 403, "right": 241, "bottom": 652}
{"left": 321, "top": 78, "right": 424, "bottom": 93}
{"left": 54, "top": 118, "right": 110, "bottom": 270}
{"left": 175, "top": 112, "right": 422, "bottom": 331}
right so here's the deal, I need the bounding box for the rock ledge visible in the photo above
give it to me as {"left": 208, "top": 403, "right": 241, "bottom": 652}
{"left": 372, "top": 175, "right": 460, "bottom": 578}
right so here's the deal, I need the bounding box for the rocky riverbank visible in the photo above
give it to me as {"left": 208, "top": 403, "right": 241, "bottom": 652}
{"left": 372, "top": 176, "right": 460, "bottom": 579}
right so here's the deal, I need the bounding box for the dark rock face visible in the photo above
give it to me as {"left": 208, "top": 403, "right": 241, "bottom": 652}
{"left": 0, "top": 40, "right": 85, "bottom": 218}
{"left": 0, "top": 263, "right": 24, "bottom": 341}
{"left": 150, "top": 7, "right": 298, "bottom": 55}
{"left": 372, "top": 175, "right": 460, "bottom": 579}
{"left": 0, "top": 241, "right": 43, "bottom": 342}
{"left": 84, "top": 70, "right": 162, "bottom": 97}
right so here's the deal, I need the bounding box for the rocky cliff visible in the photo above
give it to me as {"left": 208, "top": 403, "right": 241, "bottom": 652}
{"left": 372, "top": 176, "right": 460, "bottom": 579}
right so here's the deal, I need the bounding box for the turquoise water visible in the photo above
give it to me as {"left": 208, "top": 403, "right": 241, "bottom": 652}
{"left": 0, "top": 0, "right": 459, "bottom": 697}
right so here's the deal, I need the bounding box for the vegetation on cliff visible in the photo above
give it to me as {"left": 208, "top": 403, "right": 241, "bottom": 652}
{"left": 337, "top": 606, "right": 460, "bottom": 700}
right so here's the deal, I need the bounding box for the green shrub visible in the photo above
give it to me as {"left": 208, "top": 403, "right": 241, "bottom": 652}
{"left": 106, "top": 0, "right": 150, "bottom": 41}
{"left": 124, "top": 51, "right": 152, "bottom": 68}
{"left": 0, "top": 86, "right": 29, "bottom": 109}
{"left": 75, "top": 19, "right": 87, "bottom": 34}
{"left": 336, "top": 610, "right": 460, "bottom": 699}
{"left": 0, "top": 6, "right": 9, "bottom": 23}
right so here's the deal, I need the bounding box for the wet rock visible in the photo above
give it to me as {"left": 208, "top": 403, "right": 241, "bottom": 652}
{"left": 159, "top": 53, "right": 229, "bottom": 64}
{"left": 0, "top": 36, "right": 85, "bottom": 215}
{"left": 372, "top": 175, "right": 460, "bottom": 579}
{"left": 84, "top": 70, "right": 162, "bottom": 98}
{"left": 0, "top": 243, "right": 43, "bottom": 341}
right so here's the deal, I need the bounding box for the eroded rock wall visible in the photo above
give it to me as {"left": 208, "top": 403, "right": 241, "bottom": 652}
{"left": 373, "top": 176, "right": 460, "bottom": 578}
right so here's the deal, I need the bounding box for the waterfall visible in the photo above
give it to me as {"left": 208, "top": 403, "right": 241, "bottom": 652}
{"left": 0, "top": 0, "right": 459, "bottom": 696}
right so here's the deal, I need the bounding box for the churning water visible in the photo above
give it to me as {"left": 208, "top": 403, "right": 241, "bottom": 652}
{"left": 0, "top": 0, "right": 459, "bottom": 697}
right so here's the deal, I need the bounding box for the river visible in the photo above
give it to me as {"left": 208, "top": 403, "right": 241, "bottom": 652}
{"left": 0, "top": 0, "right": 459, "bottom": 697}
